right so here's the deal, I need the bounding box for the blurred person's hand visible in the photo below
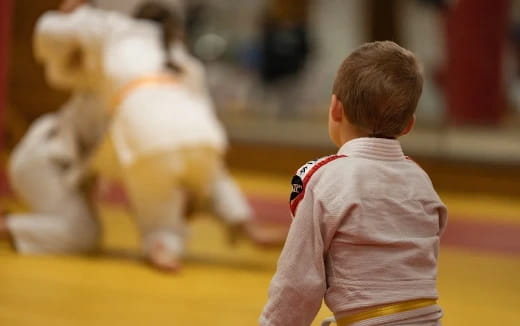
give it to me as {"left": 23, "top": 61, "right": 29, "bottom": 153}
{"left": 59, "top": 0, "right": 88, "bottom": 13}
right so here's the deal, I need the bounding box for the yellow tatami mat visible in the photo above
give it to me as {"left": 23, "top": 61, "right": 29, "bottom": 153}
{"left": 1, "top": 171, "right": 519, "bottom": 325}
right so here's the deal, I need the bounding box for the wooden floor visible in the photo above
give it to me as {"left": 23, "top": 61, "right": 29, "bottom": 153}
{"left": 1, "top": 171, "right": 519, "bottom": 326}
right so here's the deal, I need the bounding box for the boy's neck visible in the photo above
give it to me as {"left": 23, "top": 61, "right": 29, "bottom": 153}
{"left": 336, "top": 121, "right": 369, "bottom": 147}
{"left": 336, "top": 124, "right": 399, "bottom": 148}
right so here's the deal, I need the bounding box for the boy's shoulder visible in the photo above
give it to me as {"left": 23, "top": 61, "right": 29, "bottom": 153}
{"left": 290, "top": 154, "right": 348, "bottom": 216}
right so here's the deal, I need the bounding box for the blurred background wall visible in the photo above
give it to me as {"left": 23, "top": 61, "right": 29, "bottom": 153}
{"left": 1, "top": 0, "right": 520, "bottom": 195}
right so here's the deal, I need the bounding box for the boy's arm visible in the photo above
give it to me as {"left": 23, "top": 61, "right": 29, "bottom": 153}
{"left": 260, "top": 188, "right": 327, "bottom": 326}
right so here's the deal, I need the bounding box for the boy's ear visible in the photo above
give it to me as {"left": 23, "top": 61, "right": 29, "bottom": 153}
{"left": 400, "top": 114, "right": 416, "bottom": 136}
{"left": 330, "top": 94, "right": 343, "bottom": 122}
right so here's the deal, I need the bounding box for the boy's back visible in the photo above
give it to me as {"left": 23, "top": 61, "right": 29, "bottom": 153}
{"left": 260, "top": 41, "right": 447, "bottom": 326}
{"left": 261, "top": 137, "right": 447, "bottom": 325}
{"left": 316, "top": 138, "right": 446, "bottom": 315}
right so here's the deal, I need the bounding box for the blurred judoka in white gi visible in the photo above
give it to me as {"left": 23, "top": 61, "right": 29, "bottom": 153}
{"left": 0, "top": 0, "right": 109, "bottom": 254}
{"left": 1, "top": 92, "right": 107, "bottom": 254}
{"left": 0, "top": 0, "right": 272, "bottom": 271}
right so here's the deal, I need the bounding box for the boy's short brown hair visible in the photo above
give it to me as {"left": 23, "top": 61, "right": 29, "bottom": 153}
{"left": 332, "top": 41, "right": 423, "bottom": 138}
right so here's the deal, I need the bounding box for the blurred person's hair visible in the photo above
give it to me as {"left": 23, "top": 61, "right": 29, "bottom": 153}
{"left": 133, "top": 1, "right": 185, "bottom": 72}
{"left": 332, "top": 41, "right": 423, "bottom": 138}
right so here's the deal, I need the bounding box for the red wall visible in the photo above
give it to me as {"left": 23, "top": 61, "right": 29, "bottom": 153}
{"left": 0, "top": 0, "right": 13, "bottom": 150}
{"left": 445, "top": 0, "right": 510, "bottom": 125}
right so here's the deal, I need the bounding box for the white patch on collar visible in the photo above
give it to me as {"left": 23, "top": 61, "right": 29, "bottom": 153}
{"left": 290, "top": 155, "right": 347, "bottom": 217}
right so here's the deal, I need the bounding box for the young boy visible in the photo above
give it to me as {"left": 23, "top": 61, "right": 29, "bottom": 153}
{"left": 260, "top": 41, "right": 448, "bottom": 326}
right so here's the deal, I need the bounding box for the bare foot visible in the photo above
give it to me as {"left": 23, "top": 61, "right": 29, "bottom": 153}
{"left": 148, "top": 240, "right": 182, "bottom": 273}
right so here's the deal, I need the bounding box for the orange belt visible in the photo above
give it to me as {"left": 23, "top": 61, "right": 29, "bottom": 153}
{"left": 110, "top": 74, "right": 178, "bottom": 113}
{"left": 335, "top": 299, "right": 437, "bottom": 326}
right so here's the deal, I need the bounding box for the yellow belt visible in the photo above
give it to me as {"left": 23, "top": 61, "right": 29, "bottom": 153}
{"left": 110, "top": 74, "right": 178, "bottom": 113}
{"left": 335, "top": 299, "right": 437, "bottom": 326}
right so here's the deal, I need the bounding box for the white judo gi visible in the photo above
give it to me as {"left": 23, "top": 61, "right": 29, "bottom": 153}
{"left": 33, "top": 4, "right": 252, "bottom": 260}
{"left": 7, "top": 92, "right": 107, "bottom": 253}
{"left": 260, "top": 138, "right": 448, "bottom": 326}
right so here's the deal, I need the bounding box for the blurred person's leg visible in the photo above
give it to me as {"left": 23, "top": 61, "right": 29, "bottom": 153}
{"left": 5, "top": 115, "right": 100, "bottom": 254}
{"left": 445, "top": 0, "right": 510, "bottom": 125}
{"left": 211, "top": 167, "right": 252, "bottom": 226}
{"left": 121, "top": 148, "right": 220, "bottom": 272}
{"left": 210, "top": 167, "right": 287, "bottom": 247}
{"left": 211, "top": 166, "right": 258, "bottom": 245}
{"left": 5, "top": 207, "right": 99, "bottom": 254}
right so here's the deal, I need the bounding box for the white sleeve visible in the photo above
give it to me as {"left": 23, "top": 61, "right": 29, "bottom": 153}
{"left": 33, "top": 5, "right": 121, "bottom": 90}
{"left": 260, "top": 186, "right": 327, "bottom": 326}
{"left": 33, "top": 5, "right": 133, "bottom": 68}
{"left": 34, "top": 5, "right": 108, "bottom": 60}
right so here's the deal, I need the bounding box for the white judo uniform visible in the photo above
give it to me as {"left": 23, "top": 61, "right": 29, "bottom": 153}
{"left": 33, "top": 4, "right": 252, "bottom": 260}
{"left": 260, "top": 138, "right": 448, "bottom": 326}
{"left": 7, "top": 92, "right": 107, "bottom": 253}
